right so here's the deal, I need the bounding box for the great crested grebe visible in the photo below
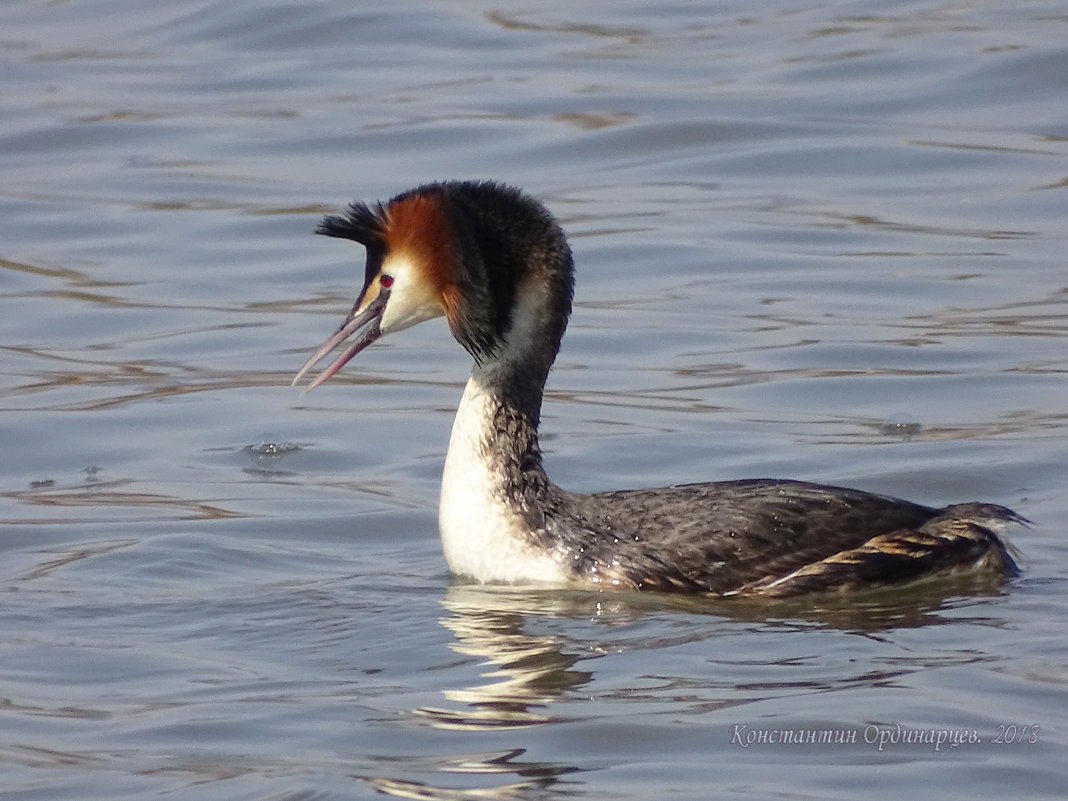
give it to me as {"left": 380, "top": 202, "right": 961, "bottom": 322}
{"left": 294, "top": 180, "right": 1022, "bottom": 597}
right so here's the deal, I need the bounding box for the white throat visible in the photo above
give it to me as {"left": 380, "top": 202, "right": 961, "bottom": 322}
{"left": 438, "top": 369, "right": 567, "bottom": 585}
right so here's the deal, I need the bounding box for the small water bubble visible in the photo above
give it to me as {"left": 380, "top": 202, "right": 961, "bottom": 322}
{"left": 880, "top": 413, "right": 922, "bottom": 441}
{"left": 243, "top": 437, "right": 300, "bottom": 469}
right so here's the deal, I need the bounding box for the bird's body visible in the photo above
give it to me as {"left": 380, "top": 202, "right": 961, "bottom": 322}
{"left": 295, "top": 180, "right": 1022, "bottom": 597}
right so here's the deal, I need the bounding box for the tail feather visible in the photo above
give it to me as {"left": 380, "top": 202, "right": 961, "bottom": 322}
{"left": 732, "top": 509, "right": 1021, "bottom": 598}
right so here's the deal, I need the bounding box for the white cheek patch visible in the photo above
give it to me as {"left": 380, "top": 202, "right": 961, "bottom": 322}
{"left": 379, "top": 253, "right": 445, "bottom": 334}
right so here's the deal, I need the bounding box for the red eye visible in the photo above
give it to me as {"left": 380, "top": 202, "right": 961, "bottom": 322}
{"left": 380, "top": 275, "right": 394, "bottom": 288}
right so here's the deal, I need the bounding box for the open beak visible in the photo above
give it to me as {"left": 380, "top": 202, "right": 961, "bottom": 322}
{"left": 292, "top": 286, "right": 391, "bottom": 394}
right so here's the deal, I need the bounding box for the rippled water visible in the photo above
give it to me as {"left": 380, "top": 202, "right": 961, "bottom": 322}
{"left": 2, "top": 1, "right": 1066, "bottom": 798}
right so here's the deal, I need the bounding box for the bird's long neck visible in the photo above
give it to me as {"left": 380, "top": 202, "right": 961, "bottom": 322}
{"left": 438, "top": 360, "right": 567, "bottom": 582}
{"left": 454, "top": 355, "right": 550, "bottom": 485}
{"left": 443, "top": 288, "right": 558, "bottom": 511}
{"left": 437, "top": 277, "right": 572, "bottom": 583}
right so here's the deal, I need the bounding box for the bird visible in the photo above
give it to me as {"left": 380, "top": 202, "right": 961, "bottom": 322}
{"left": 293, "top": 180, "right": 1023, "bottom": 597}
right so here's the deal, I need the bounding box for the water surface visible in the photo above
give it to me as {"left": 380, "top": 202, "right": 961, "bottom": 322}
{"left": 2, "top": 1, "right": 1066, "bottom": 798}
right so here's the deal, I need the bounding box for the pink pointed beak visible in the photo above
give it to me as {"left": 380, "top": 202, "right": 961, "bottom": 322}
{"left": 291, "top": 287, "right": 390, "bottom": 394}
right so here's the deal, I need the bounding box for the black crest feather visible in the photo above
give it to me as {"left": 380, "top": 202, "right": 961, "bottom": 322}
{"left": 316, "top": 201, "right": 387, "bottom": 249}
{"left": 316, "top": 201, "right": 389, "bottom": 300}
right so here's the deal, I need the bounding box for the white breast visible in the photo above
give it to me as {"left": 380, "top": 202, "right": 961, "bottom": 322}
{"left": 438, "top": 372, "right": 568, "bottom": 584}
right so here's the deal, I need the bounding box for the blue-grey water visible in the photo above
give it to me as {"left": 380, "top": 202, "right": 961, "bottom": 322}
{"left": 2, "top": 1, "right": 1066, "bottom": 799}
